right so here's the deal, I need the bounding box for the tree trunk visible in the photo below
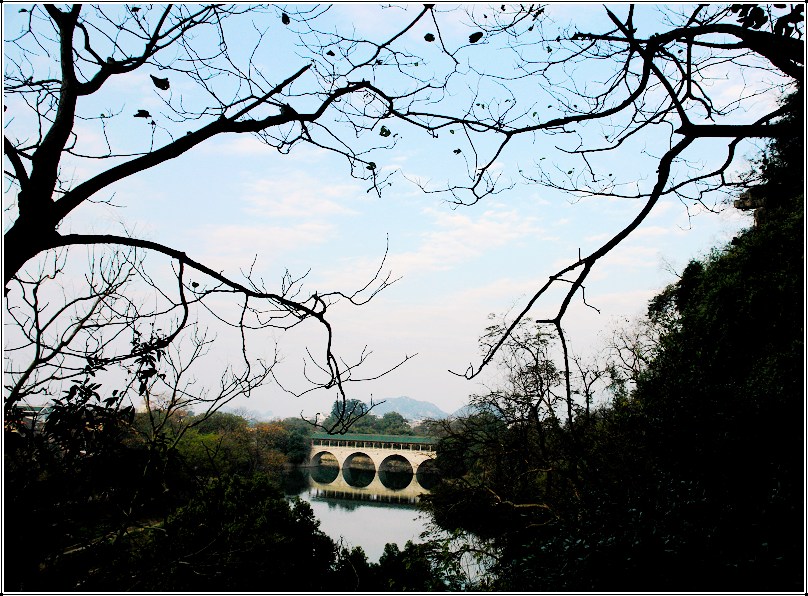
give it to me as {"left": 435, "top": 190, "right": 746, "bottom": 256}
{"left": 3, "top": 217, "right": 61, "bottom": 289}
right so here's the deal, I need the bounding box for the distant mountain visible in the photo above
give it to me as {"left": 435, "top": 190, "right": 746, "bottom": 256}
{"left": 449, "top": 404, "right": 477, "bottom": 419}
{"left": 370, "top": 396, "right": 448, "bottom": 421}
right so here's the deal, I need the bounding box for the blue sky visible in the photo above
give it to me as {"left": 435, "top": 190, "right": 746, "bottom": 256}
{"left": 4, "top": 4, "right": 779, "bottom": 419}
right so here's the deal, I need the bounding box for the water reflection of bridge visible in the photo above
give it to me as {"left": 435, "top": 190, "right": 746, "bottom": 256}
{"left": 309, "top": 432, "right": 438, "bottom": 502}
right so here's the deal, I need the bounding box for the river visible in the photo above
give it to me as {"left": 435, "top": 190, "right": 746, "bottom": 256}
{"left": 284, "top": 465, "right": 433, "bottom": 562}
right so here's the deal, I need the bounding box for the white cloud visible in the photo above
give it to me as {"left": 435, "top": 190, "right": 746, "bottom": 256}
{"left": 632, "top": 225, "right": 688, "bottom": 239}
{"left": 198, "top": 136, "right": 333, "bottom": 161}
{"left": 647, "top": 200, "right": 679, "bottom": 220}
{"left": 584, "top": 232, "right": 611, "bottom": 243}
{"left": 207, "top": 136, "right": 272, "bottom": 156}
{"left": 176, "top": 163, "right": 368, "bottom": 276}
{"left": 388, "top": 206, "right": 548, "bottom": 275}
{"left": 191, "top": 221, "right": 336, "bottom": 274}
{"left": 597, "top": 244, "right": 663, "bottom": 271}
{"left": 242, "top": 175, "right": 361, "bottom": 219}
{"left": 305, "top": 201, "right": 554, "bottom": 304}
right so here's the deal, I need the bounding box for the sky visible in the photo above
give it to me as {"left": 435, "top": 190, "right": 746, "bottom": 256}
{"left": 3, "top": 3, "right": 782, "bottom": 420}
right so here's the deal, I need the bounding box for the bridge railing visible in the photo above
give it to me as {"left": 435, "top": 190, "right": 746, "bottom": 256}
{"left": 310, "top": 437, "right": 435, "bottom": 452}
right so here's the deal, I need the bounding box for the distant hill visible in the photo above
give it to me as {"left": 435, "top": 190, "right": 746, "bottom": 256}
{"left": 449, "top": 404, "right": 477, "bottom": 419}
{"left": 370, "top": 396, "right": 448, "bottom": 421}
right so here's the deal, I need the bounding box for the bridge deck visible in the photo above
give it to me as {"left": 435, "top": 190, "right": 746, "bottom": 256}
{"left": 310, "top": 432, "right": 436, "bottom": 452}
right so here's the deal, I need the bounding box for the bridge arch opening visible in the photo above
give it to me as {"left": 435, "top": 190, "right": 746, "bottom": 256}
{"left": 310, "top": 451, "right": 340, "bottom": 484}
{"left": 415, "top": 458, "right": 440, "bottom": 490}
{"left": 378, "top": 455, "right": 414, "bottom": 490}
{"left": 342, "top": 452, "right": 376, "bottom": 488}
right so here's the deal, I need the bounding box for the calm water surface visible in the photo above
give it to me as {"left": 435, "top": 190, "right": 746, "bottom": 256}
{"left": 285, "top": 467, "right": 432, "bottom": 561}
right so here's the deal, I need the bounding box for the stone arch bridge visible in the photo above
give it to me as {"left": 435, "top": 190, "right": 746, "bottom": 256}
{"left": 309, "top": 432, "right": 438, "bottom": 499}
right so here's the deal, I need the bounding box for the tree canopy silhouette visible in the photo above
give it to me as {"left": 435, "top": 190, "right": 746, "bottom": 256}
{"left": 3, "top": 4, "right": 803, "bottom": 414}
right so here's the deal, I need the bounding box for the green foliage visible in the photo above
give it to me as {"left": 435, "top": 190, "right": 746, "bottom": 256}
{"left": 323, "top": 399, "right": 417, "bottom": 435}
{"left": 36, "top": 468, "right": 459, "bottom": 591}
{"left": 126, "top": 474, "right": 340, "bottom": 592}
{"left": 41, "top": 378, "right": 135, "bottom": 463}
{"left": 612, "top": 188, "right": 804, "bottom": 589}
{"left": 330, "top": 545, "right": 374, "bottom": 590}
{"left": 3, "top": 384, "right": 324, "bottom": 591}
{"left": 187, "top": 410, "right": 249, "bottom": 434}
{"left": 269, "top": 419, "right": 313, "bottom": 464}
{"left": 252, "top": 420, "right": 307, "bottom": 466}
{"left": 173, "top": 426, "right": 251, "bottom": 476}
{"left": 759, "top": 88, "right": 803, "bottom": 197}
{"left": 330, "top": 397, "right": 369, "bottom": 419}
{"left": 377, "top": 411, "right": 411, "bottom": 434}
{"left": 3, "top": 378, "right": 149, "bottom": 591}
{"left": 372, "top": 541, "right": 465, "bottom": 591}
{"left": 328, "top": 539, "right": 467, "bottom": 591}
{"left": 411, "top": 418, "right": 445, "bottom": 436}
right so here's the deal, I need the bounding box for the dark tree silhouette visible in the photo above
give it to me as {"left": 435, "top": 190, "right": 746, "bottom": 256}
{"left": 3, "top": 4, "right": 477, "bottom": 419}
{"left": 434, "top": 4, "right": 802, "bottom": 393}
{"left": 4, "top": 4, "right": 803, "bottom": 417}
